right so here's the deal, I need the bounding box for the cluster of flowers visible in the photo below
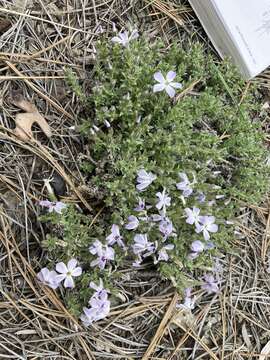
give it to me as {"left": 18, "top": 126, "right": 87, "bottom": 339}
{"left": 37, "top": 258, "right": 110, "bottom": 325}
{"left": 38, "top": 165, "right": 221, "bottom": 318}
{"left": 37, "top": 259, "right": 82, "bottom": 289}
{"left": 80, "top": 279, "right": 110, "bottom": 326}
{"left": 36, "top": 29, "right": 224, "bottom": 323}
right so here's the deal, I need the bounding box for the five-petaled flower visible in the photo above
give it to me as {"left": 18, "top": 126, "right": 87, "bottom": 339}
{"left": 106, "top": 224, "right": 125, "bottom": 248}
{"left": 134, "top": 198, "right": 146, "bottom": 212}
{"left": 156, "top": 244, "right": 174, "bottom": 263}
{"left": 176, "top": 173, "right": 193, "bottom": 197}
{"left": 136, "top": 169, "right": 156, "bottom": 191}
{"left": 111, "top": 29, "right": 139, "bottom": 47}
{"left": 89, "top": 240, "right": 115, "bottom": 270}
{"left": 55, "top": 259, "right": 82, "bottom": 288}
{"left": 156, "top": 189, "right": 171, "bottom": 210}
{"left": 89, "top": 279, "right": 109, "bottom": 299}
{"left": 201, "top": 274, "right": 219, "bottom": 294}
{"left": 188, "top": 240, "right": 205, "bottom": 260}
{"left": 37, "top": 267, "right": 60, "bottom": 289}
{"left": 125, "top": 215, "right": 139, "bottom": 230}
{"left": 185, "top": 207, "right": 201, "bottom": 225}
{"left": 159, "top": 218, "right": 175, "bottom": 239}
{"left": 132, "top": 234, "right": 156, "bottom": 257}
{"left": 153, "top": 71, "right": 182, "bottom": 98}
{"left": 191, "top": 240, "right": 204, "bottom": 253}
{"left": 39, "top": 200, "right": 66, "bottom": 214}
{"left": 196, "top": 216, "right": 218, "bottom": 241}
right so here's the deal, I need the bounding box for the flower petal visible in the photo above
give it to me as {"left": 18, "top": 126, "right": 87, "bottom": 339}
{"left": 153, "top": 83, "right": 165, "bottom": 93}
{"left": 64, "top": 276, "right": 75, "bottom": 288}
{"left": 72, "top": 267, "right": 82, "bottom": 277}
{"left": 56, "top": 262, "right": 68, "bottom": 274}
{"left": 67, "top": 258, "right": 78, "bottom": 271}
{"left": 154, "top": 71, "right": 165, "bottom": 83}
{"left": 208, "top": 224, "right": 218, "bottom": 233}
{"left": 171, "top": 82, "right": 182, "bottom": 89}
{"left": 165, "top": 85, "right": 175, "bottom": 98}
{"left": 166, "top": 70, "right": 176, "bottom": 82}
{"left": 203, "top": 229, "right": 210, "bottom": 241}
{"left": 56, "top": 274, "right": 66, "bottom": 283}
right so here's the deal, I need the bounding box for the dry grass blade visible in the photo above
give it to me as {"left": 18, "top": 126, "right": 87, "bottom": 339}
{"left": 142, "top": 292, "right": 178, "bottom": 359}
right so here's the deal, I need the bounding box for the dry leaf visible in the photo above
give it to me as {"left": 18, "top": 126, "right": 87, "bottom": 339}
{"left": 260, "top": 341, "right": 270, "bottom": 360}
{"left": 11, "top": 92, "right": 52, "bottom": 141}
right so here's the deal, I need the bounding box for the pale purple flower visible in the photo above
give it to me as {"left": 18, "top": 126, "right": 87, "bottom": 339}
{"left": 125, "top": 215, "right": 139, "bottom": 230}
{"left": 159, "top": 218, "right": 175, "bottom": 239}
{"left": 196, "top": 216, "right": 218, "bottom": 241}
{"left": 37, "top": 267, "right": 60, "bottom": 289}
{"left": 157, "top": 244, "right": 174, "bottom": 262}
{"left": 177, "top": 288, "right": 196, "bottom": 310}
{"left": 55, "top": 259, "right": 82, "bottom": 288}
{"left": 89, "top": 278, "right": 105, "bottom": 293}
{"left": 106, "top": 224, "right": 125, "bottom": 248}
{"left": 153, "top": 71, "right": 182, "bottom": 98}
{"left": 191, "top": 240, "right": 204, "bottom": 253}
{"left": 136, "top": 169, "right": 156, "bottom": 191}
{"left": 185, "top": 207, "right": 201, "bottom": 225}
{"left": 205, "top": 241, "right": 215, "bottom": 250}
{"left": 156, "top": 189, "right": 171, "bottom": 210}
{"left": 151, "top": 213, "right": 164, "bottom": 222}
{"left": 89, "top": 240, "right": 115, "bottom": 270}
{"left": 188, "top": 240, "right": 205, "bottom": 260}
{"left": 134, "top": 198, "right": 145, "bottom": 212}
{"left": 197, "top": 192, "right": 206, "bottom": 203}
{"left": 201, "top": 274, "right": 219, "bottom": 294}
{"left": 80, "top": 290, "right": 110, "bottom": 326}
{"left": 176, "top": 173, "right": 193, "bottom": 197}
{"left": 39, "top": 200, "right": 66, "bottom": 214}
{"left": 111, "top": 29, "right": 139, "bottom": 47}
{"left": 132, "top": 234, "right": 156, "bottom": 257}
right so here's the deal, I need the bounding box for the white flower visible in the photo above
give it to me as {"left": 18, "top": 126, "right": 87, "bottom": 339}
{"left": 125, "top": 215, "right": 139, "bottom": 230}
{"left": 89, "top": 240, "right": 115, "bottom": 270}
{"left": 136, "top": 169, "right": 156, "bottom": 191}
{"left": 39, "top": 200, "right": 67, "bottom": 214}
{"left": 106, "top": 224, "right": 125, "bottom": 248}
{"left": 55, "top": 259, "right": 82, "bottom": 288}
{"left": 185, "top": 207, "right": 201, "bottom": 225}
{"left": 176, "top": 173, "right": 193, "bottom": 197}
{"left": 37, "top": 267, "right": 60, "bottom": 289}
{"left": 111, "top": 29, "right": 139, "bottom": 47}
{"left": 157, "top": 244, "right": 174, "bottom": 262}
{"left": 195, "top": 216, "right": 218, "bottom": 241}
{"left": 132, "top": 234, "right": 155, "bottom": 257}
{"left": 153, "top": 71, "right": 182, "bottom": 98}
{"left": 156, "top": 188, "right": 171, "bottom": 210}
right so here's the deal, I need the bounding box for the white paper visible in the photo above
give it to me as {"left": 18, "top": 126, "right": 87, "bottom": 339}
{"left": 212, "top": 0, "right": 270, "bottom": 77}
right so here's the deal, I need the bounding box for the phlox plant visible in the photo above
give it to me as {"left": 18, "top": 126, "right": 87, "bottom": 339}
{"left": 38, "top": 29, "right": 269, "bottom": 324}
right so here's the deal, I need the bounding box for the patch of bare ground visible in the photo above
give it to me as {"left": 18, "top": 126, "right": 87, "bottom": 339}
{"left": 0, "top": 0, "right": 270, "bottom": 358}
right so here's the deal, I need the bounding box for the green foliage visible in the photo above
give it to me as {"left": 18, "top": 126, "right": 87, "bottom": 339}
{"left": 41, "top": 36, "right": 269, "bottom": 315}
{"left": 80, "top": 39, "right": 268, "bottom": 208}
